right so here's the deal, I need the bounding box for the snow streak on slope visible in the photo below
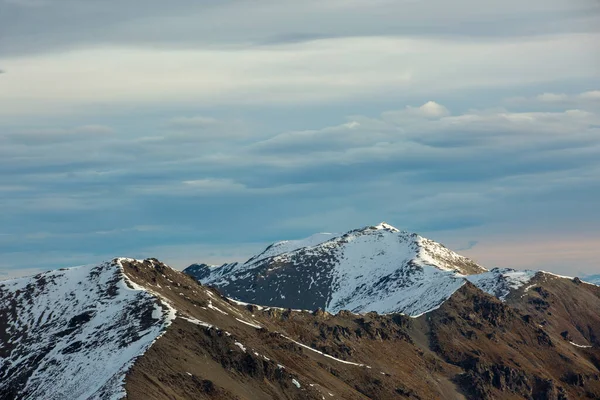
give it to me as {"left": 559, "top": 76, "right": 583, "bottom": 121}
{"left": 0, "top": 260, "right": 173, "bottom": 400}
{"left": 186, "top": 223, "right": 486, "bottom": 316}
{"left": 467, "top": 268, "right": 537, "bottom": 301}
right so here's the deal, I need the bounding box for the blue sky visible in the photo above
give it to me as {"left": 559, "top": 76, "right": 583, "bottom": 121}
{"left": 1, "top": 0, "right": 599, "bottom": 278}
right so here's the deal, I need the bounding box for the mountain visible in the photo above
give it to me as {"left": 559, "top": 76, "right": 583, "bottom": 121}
{"left": 583, "top": 274, "right": 600, "bottom": 285}
{"left": 185, "top": 223, "right": 489, "bottom": 316}
{"left": 466, "top": 267, "right": 538, "bottom": 300}
{"left": 3, "top": 257, "right": 600, "bottom": 399}
{"left": 0, "top": 259, "right": 174, "bottom": 399}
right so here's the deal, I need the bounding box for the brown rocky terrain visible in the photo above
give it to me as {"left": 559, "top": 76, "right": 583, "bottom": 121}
{"left": 118, "top": 259, "right": 600, "bottom": 400}
{"left": 505, "top": 272, "right": 600, "bottom": 349}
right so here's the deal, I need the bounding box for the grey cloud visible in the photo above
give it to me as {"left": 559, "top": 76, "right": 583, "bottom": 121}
{"left": 1, "top": 92, "right": 600, "bottom": 276}
{"left": 157, "top": 116, "right": 251, "bottom": 144}
{"left": 258, "top": 33, "right": 341, "bottom": 46}
{"left": 0, "top": 0, "right": 598, "bottom": 56}
{"left": 2, "top": 0, "right": 599, "bottom": 276}
{"left": 4, "top": 125, "right": 114, "bottom": 144}
{"left": 5, "top": 101, "right": 599, "bottom": 194}
{"left": 506, "top": 90, "right": 600, "bottom": 110}
{"left": 239, "top": 106, "right": 600, "bottom": 182}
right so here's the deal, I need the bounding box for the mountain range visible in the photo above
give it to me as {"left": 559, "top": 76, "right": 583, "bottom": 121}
{"left": 1, "top": 223, "right": 599, "bottom": 399}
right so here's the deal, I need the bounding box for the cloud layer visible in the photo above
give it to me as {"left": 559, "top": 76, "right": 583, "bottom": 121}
{"left": 1, "top": 90, "right": 599, "bottom": 276}
{"left": 0, "top": 0, "right": 599, "bottom": 278}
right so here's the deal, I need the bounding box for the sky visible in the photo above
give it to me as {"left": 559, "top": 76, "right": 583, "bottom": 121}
{"left": 1, "top": 0, "right": 599, "bottom": 279}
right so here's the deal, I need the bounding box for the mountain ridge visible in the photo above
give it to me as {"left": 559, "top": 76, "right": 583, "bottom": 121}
{"left": 2, "top": 257, "right": 600, "bottom": 399}
{"left": 0, "top": 259, "right": 175, "bottom": 399}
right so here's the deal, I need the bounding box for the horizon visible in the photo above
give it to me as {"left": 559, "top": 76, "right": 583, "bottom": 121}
{"left": 1, "top": 0, "right": 599, "bottom": 279}
{"left": 1, "top": 220, "right": 599, "bottom": 281}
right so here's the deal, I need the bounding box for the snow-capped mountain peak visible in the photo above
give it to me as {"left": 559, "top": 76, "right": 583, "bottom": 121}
{"left": 373, "top": 222, "right": 400, "bottom": 232}
{"left": 185, "top": 223, "right": 487, "bottom": 316}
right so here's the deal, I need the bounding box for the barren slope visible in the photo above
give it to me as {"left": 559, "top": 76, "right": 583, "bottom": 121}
{"left": 123, "top": 259, "right": 600, "bottom": 400}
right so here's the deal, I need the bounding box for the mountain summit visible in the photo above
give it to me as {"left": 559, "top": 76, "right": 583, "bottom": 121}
{"left": 185, "top": 223, "right": 488, "bottom": 315}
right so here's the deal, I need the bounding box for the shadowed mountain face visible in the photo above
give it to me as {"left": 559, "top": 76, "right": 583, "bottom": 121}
{"left": 185, "top": 223, "right": 487, "bottom": 316}
{"left": 1, "top": 257, "right": 599, "bottom": 399}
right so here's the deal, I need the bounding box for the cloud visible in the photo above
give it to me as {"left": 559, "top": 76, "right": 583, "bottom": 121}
{"left": 1, "top": 33, "right": 598, "bottom": 116}
{"left": 0, "top": 0, "right": 598, "bottom": 58}
{"left": 579, "top": 90, "right": 600, "bottom": 101}
{"left": 231, "top": 101, "right": 600, "bottom": 178}
{"left": 536, "top": 93, "right": 570, "bottom": 102}
{"left": 1, "top": 0, "right": 599, "bottom": 278}
{"left": 1, "top": 82, "right": 599, "bottom": 275}
{"left": 169, "top": 116, "right": 221, "bottom": 128}
{"left": 507, "top": 89, "right": 600, "bottom": 108}
{"left": 157, "top": 116, "right": 251, "bottom": 144}
{"left": 406, "top": 101, "right": 451, "bottom": 118}
{"left": 4, "top": 125, "right": 114, "bottom": 144}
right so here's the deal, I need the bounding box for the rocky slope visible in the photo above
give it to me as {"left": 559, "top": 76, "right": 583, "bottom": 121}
{"left": 0, "top": 260, "right": 174, "bottom": 399}
{"left": 185, "top": 223, "right": 488, "bottom": 316}
{"left": 1, "top": 257, "right": 599, "bottom": 399}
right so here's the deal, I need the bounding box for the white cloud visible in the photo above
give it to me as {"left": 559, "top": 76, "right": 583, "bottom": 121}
{"left": 382, "top": 101, "right": 451, "bottom": 123}
{"left": 536, "top": 93, "right": 569, "bottom": 102}
{"left": 0, "top": 33, "right": 598, "bottom": 116}
{"left": 236, "top": 103, "right": 600, "bottom": 169}
{"left": 411, "top": 101, "right": 451, "bottom": 118}
{"left": 507, "top": 89, "right": 600, "bottom": 108}
{"left": 579, "top": 90, "right": 600, "bottom": 100}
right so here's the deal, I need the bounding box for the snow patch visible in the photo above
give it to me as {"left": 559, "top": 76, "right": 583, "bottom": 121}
{"left": 570, "top": 341, "right": 592, "bottom": 349}
{"left": 207, "top": 300, "right": 229, "bottom": 315}
{"left": 235, "top": 318, "right": 262, "bottom": 329}
{"left": 234, "top": 342, "right": 247, "bottom": 352}
{"left": 180, "top": 316, "right": 214, "bottom": 329}
{"left": 281, "top": 335, "right": 368, "bottom": 367}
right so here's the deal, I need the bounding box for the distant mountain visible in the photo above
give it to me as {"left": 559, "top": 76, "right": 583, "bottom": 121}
{"left": 583, "top": 274, "right": 600, "bottom": 285}
{"left": 2, "top": 257, "right": 600, "bottom": 399}
{"left": 466, "top": 267, "right": 537, "bottom": 300}
{"left": 185, "top": 223, "right": 492, "bottom": 316}
{"left": 185, "top": 224, "right": 600, "bottom": 320}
